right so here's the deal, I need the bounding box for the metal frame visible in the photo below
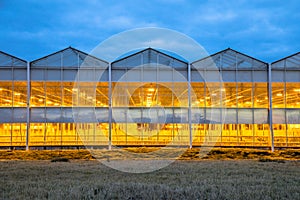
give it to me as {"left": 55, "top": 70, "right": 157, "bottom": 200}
{"left": 1, "top": 47, "right": 300, "bottom": 150}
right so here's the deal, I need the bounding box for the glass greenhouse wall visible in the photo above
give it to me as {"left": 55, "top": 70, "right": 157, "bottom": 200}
{"left": 0, "top": 47, "right": 299, "bottom": 149}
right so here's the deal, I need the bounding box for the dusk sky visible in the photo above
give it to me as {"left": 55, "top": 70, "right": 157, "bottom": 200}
{"left": 0, "top": 0, "right": 299, "bottom": 63}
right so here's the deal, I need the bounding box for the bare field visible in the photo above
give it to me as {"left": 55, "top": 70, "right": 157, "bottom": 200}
{"left": 1, "top": 159, "right": 300, "bottom": 200}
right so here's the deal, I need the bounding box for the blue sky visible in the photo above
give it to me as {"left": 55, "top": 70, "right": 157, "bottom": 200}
{"left": 0, "top": 0, "right": 299, "bottom": 63}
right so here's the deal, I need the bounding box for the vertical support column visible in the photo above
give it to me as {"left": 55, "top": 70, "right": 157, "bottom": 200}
{"left": 268, "top": 63, "right": 274, "bottom": 152}
{"left": 26, "top": 62, "right": 30, "bottom": 150}
{"left": 188, "top": 63, "right": 192, "bottom": 149}
{"left": 284, "top": 60, "right": 288, "bottom": 147}
{"left": 108, "top": 63, "right": 112, "bottom": 150}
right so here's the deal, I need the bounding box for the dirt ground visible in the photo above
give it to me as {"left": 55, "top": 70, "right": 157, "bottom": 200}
{"left": 1, "top": 158, "right": 300, "bottom": 199}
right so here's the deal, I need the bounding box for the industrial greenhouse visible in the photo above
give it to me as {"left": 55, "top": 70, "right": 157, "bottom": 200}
{"left": 0, "top": 47, "right": 300, "bottom": 150}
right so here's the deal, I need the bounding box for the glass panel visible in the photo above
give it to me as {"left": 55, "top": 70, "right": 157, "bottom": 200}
{"left": 73, "top": 108, "right": 97, "bottom": 123}
{"left": 286, "top": 83, "right": 300, "bottom": 108}
{"left": 12, "top": 123, "right": 26, "bottom": 146}
{"left": 0, "top": 124, "right": 11, "bottom": 146}
{"left": 223, "top": 83, "right": 236, "bottom": 108}
{"left": 237, "top": 83, "right": 252, "bottom": 108}
{"left": 237, "top": 124, "right": 253, "bottom": 146}
{"left": 128, "top": 108, "right": 142, "bottom": 123}
{"left": 223, "top": 108, "right": 236, "bottom": 124}
{"left": 31, "top": 82, "right": 45, "bottom": 107}
{"left": 174, "top": 108, "right": 188, "bottom": 123}
{"left": 286, "top": 109, "right": 300, "bottom": 124}
{"left": 76, "top": 82, "right": 96, "bottom": 107}
{"left": 173, "top": 82, "right": 188, "bottom": 107}
{"left": 253, "top": 124, "right": 269, "bottom": 146}
{"left": 45, "top": 123, "right": 63, "bottom": 146}
{"left": 0, "top": 108, "right": 12, "bottom": 122}
{"left": 112, "top": 107, "right": 127, "bottom": 123}
{"left": 287, "top": 124, "right": 300, "bottom": 147}
{"left": 96, "top": 82, "right": 109, "bottom": 107}
{"left": 191, "top": 82, "right": 205, "bottom": 107}
{"left": 238, "top": 109, "right": 253, "bottom": 124}
{"left": 253, "top": 109, "right": 268, "bottom": 124}
{"left": 61, "top": 108, "right": 74, "bottom": 122}
{"left": 191, "top": 108, "right": 205, "bottom": 123}
{"left": 95, "top": 108, "right": 109, "bottom": 123}
{"left": 272, "top": 109, "right": 286, "bottom": 124}
{"left": 29, "top": 123, "right": 46, "bottom": 146}
{"left": 30, "top": 108, "right": 45, "bottom": 122}
{"left": 62, "top": 82, "right": 75, "bottom": 106}
{"left": 272, "top": 83, "right": 285, "bottom": 108}
{"left": 273, "top": 124, "right": 287, "bottom": 147}
{"left": 13, "top": 108, "right": 27, "bottom": 122}
{"left": 0, "top": 82, "right": 12, "bottom": 106}
{"left": 253, "top": 83, "right": 268, "bottom": 108}
{"left": 46, "top": 108, "right": 61, "bottom": 122}
{"left": 46, "top": 82, "right": 62, "bottom": 106}
{"left": 13, "top": 81, "right": 27, "bottom": 107}
{"left": 206, "top": 108, "right": 221, "bottom": 124}
{"left": 61, "top": 123, "right": 78, "bottom": 145}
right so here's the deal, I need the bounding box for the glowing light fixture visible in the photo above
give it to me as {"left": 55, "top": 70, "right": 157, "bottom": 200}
{"left": 276, "top": 93, "right": 283, "bottom": 97}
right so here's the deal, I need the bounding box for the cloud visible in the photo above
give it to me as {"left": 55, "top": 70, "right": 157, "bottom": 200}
{"left": 0, "top": 0, "right": 299, "bottom": 63}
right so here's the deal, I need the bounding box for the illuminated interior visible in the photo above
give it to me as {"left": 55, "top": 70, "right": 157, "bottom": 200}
{"left": 0, "top": 47, "right": 300, "bottom": 148}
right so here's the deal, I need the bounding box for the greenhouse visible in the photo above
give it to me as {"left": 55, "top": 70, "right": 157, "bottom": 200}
{"left": 0, "top": 47, "right": 299, "bottom": 149}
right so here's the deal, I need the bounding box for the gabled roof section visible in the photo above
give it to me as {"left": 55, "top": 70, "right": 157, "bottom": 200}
{"left": 31, "top": 47, "right": 108, "bottom": 68}
{"left": 0, "top": 51, "right": 27, "bottom": 67}
{"left": 191, "top": 48, "right": 267, "bottom": 70}
{"left": 271, "top": 51, "right": 300, "bottom": 70}
{"left": 112, "top": 48, "right": 188, "bottom": 69}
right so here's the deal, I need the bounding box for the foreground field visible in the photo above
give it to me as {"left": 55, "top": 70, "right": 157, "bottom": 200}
{"left": 1, "top": 159, "right": 300, "bottom": 199}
